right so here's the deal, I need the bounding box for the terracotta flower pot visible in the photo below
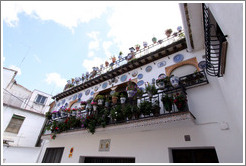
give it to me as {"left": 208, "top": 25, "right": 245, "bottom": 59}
{"left": 112, "top": 96, "right": 118, "bottom": 104}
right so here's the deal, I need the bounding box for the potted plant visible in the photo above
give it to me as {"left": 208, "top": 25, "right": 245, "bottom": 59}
{"left": 173, "top": 93, "right": 188, "bottom": 112}
{"left": 126, "top": 79, "right": 137, "bottom": 98}
{"left": 118, "top": 51, "right": 123, "bottom": 59}
{"left": 152, "top": 37, "right": 157, "bottom": 44}
{"left": 71, "top": 108, "right": 77, "bottom": 116}
{"left": 136, "top": 88, "right": 144, "bottom": 98}
{"left": 91, "top": 101, "right": 98, "bottom": 111}
{"left": 111, "top": 92, "right": 119, "bottom": 104}
{"left": 110, "top": 105, "right": 124, "bottom": 122}
{"left": 161, "top": 94, "right": 173, "bottom": 112}
{"left": 145, "top": 82, "right": 158, "bottom": 98}
{"left": 165, "top": 28, "right": 173, "bottom": 38}
{"left": 45, "top": 111, "right": 52, "bottom": 120}
{"left": 135, "top": 44, "right": 140, "bottom": 51}
{"left": 143, "top": 41, "right": 148, "bottom": 48}
{"left": 105, "top": 61, "right": 109, "bottom": 67}
{"left": 105, "top": 97, "right": 111, "bottom": 107}
{"left": 132, "top": 105, "right": 141, "bottom": 119}
{"left": 111, "top": 55, "right": 116, "bottom": 63}
{"left": 120, "top": 93, "right": 126, "bottom": 104}
{"left": 96, "top": 95, "right": 104, "bottom": 105}
{"left": 151, "top": 100, "right": 160, "bottom": 116}
{"left": 139, "top": 100, "right": 152, "bottom": 116}
{"left": 122, "top": 104, "right": 133, "bottom": 120}
{"left": 80, "top": 101, "right": 87, "bottom": 110}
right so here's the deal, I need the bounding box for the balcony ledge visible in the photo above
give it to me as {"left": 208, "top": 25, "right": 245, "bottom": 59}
{"left": 42, "top": 111, "right": 195, "bottom": 139}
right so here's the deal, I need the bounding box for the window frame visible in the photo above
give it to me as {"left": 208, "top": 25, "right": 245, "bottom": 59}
{"left": 5, "top": 114, "right": 25, "bottom": 134}
{"left": 35, "top": 94, "right": 47, "bottom": 105}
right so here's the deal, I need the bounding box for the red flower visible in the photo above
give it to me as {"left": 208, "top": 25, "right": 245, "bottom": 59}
{"left": 173, "top": 99, "right": 177, "bottom": 103}
{"left": 55, "top": 127, "right": 59, "bottom": 130}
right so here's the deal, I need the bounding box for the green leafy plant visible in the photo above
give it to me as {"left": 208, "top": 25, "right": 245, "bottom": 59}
{"left": 96, "top": 95, "right": 104, "bottom": 100}
{"left": 145, "top": 82, "right": 158, "bottom": 95}
{"left": 110, "top": 105, "right": 124, "bottom": 122}
{"left": 161, "top": 94, "right": 173, "bottom": 112}
{"left": 45, "top": 111, "right": 52, "bottom": 120}
{"left": 139, "top": 100, "right": 152, "bottom": 116}
{"left": 122, "top": 104, "right": 133, "bottom": 120}
{"left": 173, "top": 93, "right": 188, "bottom": 111}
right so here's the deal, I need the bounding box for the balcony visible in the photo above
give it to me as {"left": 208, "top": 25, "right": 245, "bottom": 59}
{"left": 43, "top": 71, "right": 208, "bottom": 138}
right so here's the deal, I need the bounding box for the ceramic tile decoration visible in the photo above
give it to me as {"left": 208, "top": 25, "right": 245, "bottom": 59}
{"left": 137, "top": 73, "right": 143, "bottom": 79}
{"left": 102, "top": 82, "right": 108, "bottom": 89}
{"left": 85, "top": 89, "right": 90, "bottom": 96}
{"left": 132, "top": 70, "right": 138, "bottom": 77}
{"left": 120, "top": 74, "right": 127, "bottom": 82}
{"left": 110, "top": 90, "right": 115, "bottom": 96}
{"left": 173, "top": 54, "right": 184, "bottom": 63}
{"left": 145, "top": 65, "right": 152, "bottom": 72}
{"left": 157, "top": 61, "right": 166, "bottom": 68}
{"left": 73, "top": 94, "right": 77, "bottom": 100}
{"left": 90, "top": 91, "right": 94, "bottom": 96}
{"left": 137, "top": 80, "right": 144, "bottom": 86}
{"left": 198, "top": 61, "right": 206, "bottom": 70}
{"left": 78, "top": 93, "right": 82, "bottom": 99}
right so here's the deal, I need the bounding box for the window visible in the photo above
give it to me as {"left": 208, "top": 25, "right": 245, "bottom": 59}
{"left": 172, "top": 148, "right": 219, "bottom": 163}
{"left": 5, "top": 114, "right": 25, "bottom": 134}
{"left": 80, "top": 157, "right": 135, "bottom": 163}
{"left": 42, "top": 147, "right": 64, "bottom": 163}
{"left": 35, "top": 94, "right": 47, "bottom": 105}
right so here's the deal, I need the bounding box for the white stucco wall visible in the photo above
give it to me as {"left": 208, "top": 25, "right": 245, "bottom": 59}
{"left": 3, "top": 146, "right": 41, "bottom": 163}
{"left": 25, "top": 89, "right": 53, "bottom": 114}
{"left": 204, "top": 3, "right": 244, "bottom": 137}
{"left": 40, "top": 46, "right": 243, "bottom": 163}
{"left": 3, "top": 105, "right": 46, "bottom": 147}
{"left": 3, "top": 67, "right": 17, "bottom": 89}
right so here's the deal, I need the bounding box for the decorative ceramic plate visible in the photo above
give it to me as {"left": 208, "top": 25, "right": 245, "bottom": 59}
{"left": 145, "top": 65, "right": 152, "bottom": 72}
{"left": 78, "top": 93, "right": 82, "bottom": 99}
{"left": 137, "top": 80, "right": 144, "bottom": 87}
{"left": 120, "top": 75, "right": 127, "bottom": 82}
{"left": 157, "top": 61, "right": 166, "bottom": 68}
{"left": 132, "top": 70, "right": 138, "bottom": 77}
{"left": 85, "top": 89, "right": 90, "bottom": 96}
{"left": 137, "top": 73, "right": 143, "bottom": 79}
{"left": 90, "top": 91, "right": 94, "bottom": 96}
{"left": 198, "top": 61, "right": 206, "bottom": 70}
{"left": 102, "top": 82, "right": 108, "bottom": 89}
{"left": 110, "top": 90, "right": 115, "bottom": 95}
{"left": 173, "top": 54, "right": 184, "bottom": 63}
{"left": 139, "top": 87, "right": 145, "bottom": 92}
{"left": 73, "top": 94, "right": 77, "bottom": 100}
{"left": 94, "top": 86, "right": 98, "bottom": 91}
{"left": 62, "top": 99, "right": 65, "bottom": 104}
{"left": 57, "top": 102, "right": 60, "bottom": 107}
{"left": 65, "top": 103, "right": 68, "bottom": 107}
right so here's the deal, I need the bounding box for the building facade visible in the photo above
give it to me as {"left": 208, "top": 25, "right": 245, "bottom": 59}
{"left": 38, "top": 3, "right": 244, "bottom": 163}
{"left": 2, "top": 67, "right": 52, "bottom": 163}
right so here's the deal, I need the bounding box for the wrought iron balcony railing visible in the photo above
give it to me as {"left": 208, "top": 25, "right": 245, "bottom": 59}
{"left": 44, "top": 71, "right": 208, "bottom": 136}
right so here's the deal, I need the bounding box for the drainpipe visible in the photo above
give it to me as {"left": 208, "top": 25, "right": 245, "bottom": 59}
{"left": 179, "top": 3, "right": 193, "bottom": 52}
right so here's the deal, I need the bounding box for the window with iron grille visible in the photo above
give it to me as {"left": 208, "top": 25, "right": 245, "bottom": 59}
{"left": 5, "top": 114, "right": 25, "bottom": 134}
{"left": 35, "top": 94, "right": 47, "bottom": 105}
{"left": 42, "top": 147, "right": 64, "bottom": 163}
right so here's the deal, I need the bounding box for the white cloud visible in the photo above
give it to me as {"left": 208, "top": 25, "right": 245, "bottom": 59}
{"left": 82, "top": 57, "right": 105, "bottom": 72}
{"left": 2, "top": 1, "right": 109, "bottom": 30}
{"left": 33, "top": 54, "right": 41, "bottom": 63}
{"left": 88, "top": 51, "right": 94, "bottom": 57}
{"left": 9, "top": 65, "right": 21, "bottom": 75}
{"left": 87, "top": 31, "right": 100, "bottom": 50}
{"left": 45, "top": 72, "right": 67, "bottom": 88}
{"left": 103, "top": 41, "right": 113, "bottom": 58}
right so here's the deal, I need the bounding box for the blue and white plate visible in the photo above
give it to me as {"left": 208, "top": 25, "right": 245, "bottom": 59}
{"left": 173, "top": 54, "right": 184, "bottom": 63}
{"left": 90, "top": 91, "right": 94, "bottom": 96}
{"left": 110, "top": 90, "right": 115, "bottom": 96}
{"left": 73, "top": 94, "right": 77, "bottom": 100}
{"left": 137, "top": 80, "right": 144, "bottom": 87}
{"left": 78, "top": 93, "right": 82, "bottom": 99}
{"left": 198, "top": 61, "right": 206, "bottom": 70}
{"left": 132, "top": 70, "right": 138, "bottom": 77}
{"left": 102, "top": 82, "right": 108, "bottom": 89}
{"left": 158, "top": 73, "right": 166, "bottom": 79}
{"left": 120, "top": 75, "right": 127, "bottom": 82}
{"left": 65, "top": 103, "right": 68, "bottom": 107}
{"left": 157, "top": 61, "right": 166, "bottom": 68}
{"left": 85, "top": 89, "right": 90, "bottom": 96}
{"left": 57, "top": 102, "right": 60, "bottom": 107}
{"left": 137, "top": 73, "right": 143, "bottom": 79}
{"left": 145, "top": 65, "right": 152, "bottom": 72}
{"left": 94, "top": 86, "right": 99, "bottom": 91}
{"left": 62, "top": 99, "right": 65, "bottom": 104}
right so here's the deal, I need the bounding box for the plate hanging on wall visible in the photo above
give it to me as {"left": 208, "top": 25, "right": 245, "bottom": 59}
{"left": 73, "top": 94, "right": 77, "bottom": 100}
{"left": 157, "top": 61, "right": 166, "bottom": 68}
{"left": 90, "top": 91, "right": 94, "bottom": 96}
{"left": 78, "top": 93, "right": 82, "bottom": 99}
{"left": 94, "top": 86, "right": 99, "bottom": 91}
{"left": 85, "top": 89, "right": 90, "bottom": 96}
{"left": 102, "top": 82, "right": 108, "bottom": 89}
{"left": 137, "top": 73, "right": 143, "bottom": 79}
{"left": 132, "top": 70, "right": 138, "bottom": 77}
{"left": 137, "top": 80, "right": 144, "bottom": 87}
{"left": 198, "top": 61, "right": 206, "bottom": 70}
{"left": 173, "top": 54, "right": 184, "bottom": 63}
{"left": 62, "top": 99, "right": 65, "bottom": 104}
{"left": 145, "top": 65, "right": 152, "bottom": 72}
{"left": 120, "top": 75, "right": 127, "bottom": 82}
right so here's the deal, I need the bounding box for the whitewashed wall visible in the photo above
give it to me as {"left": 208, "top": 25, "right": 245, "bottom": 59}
{"left": 3, "top": 67, "right": 17, "bottom": 89}
{"left": 3, "top": 105, "right": 46, "bottom": 147}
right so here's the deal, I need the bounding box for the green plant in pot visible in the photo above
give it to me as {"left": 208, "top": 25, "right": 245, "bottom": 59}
{"left": 161, "top": 94, "right": 173, "bottom": 112}
{"left": 120, "top": 93, "right": 126, "bottom": 104}
{"left": 111, "top": 92, "right": 119, "bottom": 104}
{"left": 139, "top": 100, "right": 152, "bottom": 116}
{"left": 173, "top": 93, "right": 188, "bottom": 112}
{"left": 151, "top": 100, "right": 161, "bottom": 116}
{"left": 145, "top": 82, "right": 158, "bottom": 98}
{"left": 45, "top": 111, "right": 52, "bottom": 120}
{"left": 96, "top": 95, "right": 104, "bottom": 105}
{"left": 110, "top": 105, "right": 124, "bottom": 122}
{"left": 122, "top": 104, "right": 133, "bottom": 120}
{"left": 132, "top": 105, "right": 141, "bottom": 119}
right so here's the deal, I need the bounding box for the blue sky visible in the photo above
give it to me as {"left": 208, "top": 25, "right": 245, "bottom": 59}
{"left": 2, "top": 1, "right": 183, "bottom": 96}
